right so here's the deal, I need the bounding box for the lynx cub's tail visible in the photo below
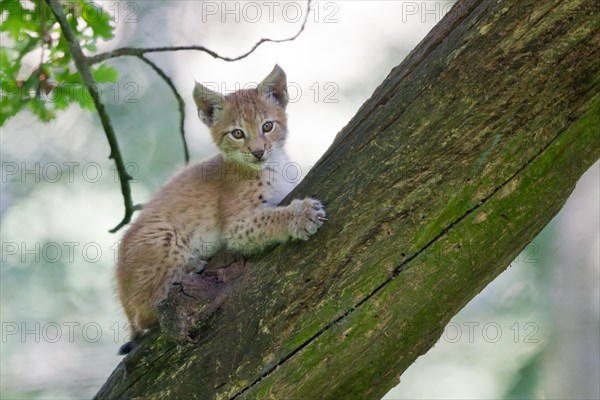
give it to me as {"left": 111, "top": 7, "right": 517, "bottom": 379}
{"left": 115, "top": 65, "right": 326, "bottom": 354}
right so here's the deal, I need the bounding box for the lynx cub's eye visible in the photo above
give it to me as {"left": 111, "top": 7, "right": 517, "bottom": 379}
{"left": 230, "top": 129, "right": 245, "bottom": 140}
{"left": 262, "top": 121, "right": 274, "bottom": 133}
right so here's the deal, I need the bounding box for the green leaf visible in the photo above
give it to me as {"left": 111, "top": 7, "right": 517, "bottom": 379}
{"left": 0, "top": 0, "right": 36, "bottom": 39}
{"left": 29, "top": 98, "right": 56, "bottom": 122}
{"left": 0, "top": 47, "right": 17, "bottom": 79}
{"left": 91, "top": 64, "right": 118, "bottom": 83}
{"left": 79, "top": 0, "right": 114, "bottom": 40}
{"left": 72, "top": 86, "right": 95, "bottom": 111}
{"left": 0, "top": 83, "right": 22, "bottom": 126}
{"left": 48, "top": 85, "right": 71, "bottom": 110}
{"left": 82, "top": 42, "right": 97, "bottom": 52}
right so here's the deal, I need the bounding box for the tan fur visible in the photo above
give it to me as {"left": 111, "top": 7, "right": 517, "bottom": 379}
{"left": 116, "top": 65, "right": 326, "bottom": 343}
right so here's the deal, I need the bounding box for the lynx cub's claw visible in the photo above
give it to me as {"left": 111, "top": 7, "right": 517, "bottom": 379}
{"left": 289, "top": 198, "right": 327, "bottom": 241}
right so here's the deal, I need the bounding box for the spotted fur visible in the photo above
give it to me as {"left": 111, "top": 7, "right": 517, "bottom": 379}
{"left": 115, "top": 65, "right": 326, "bottom": 353}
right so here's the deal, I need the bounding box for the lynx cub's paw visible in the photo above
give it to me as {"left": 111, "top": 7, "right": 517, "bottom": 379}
{"left": 289, "top": 198, "right": 327, "bottom": 241}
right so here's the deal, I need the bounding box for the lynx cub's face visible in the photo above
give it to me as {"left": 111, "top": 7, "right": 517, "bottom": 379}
{"left": 193, "top": 65, "right": 290, "bottom": 169}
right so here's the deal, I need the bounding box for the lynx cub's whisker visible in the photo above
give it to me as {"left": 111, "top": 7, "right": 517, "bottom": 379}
{"left": 116, "top": 65, "right": 327, "bottom": 354}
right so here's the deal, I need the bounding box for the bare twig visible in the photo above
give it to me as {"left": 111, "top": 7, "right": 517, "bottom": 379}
{"left": 137, "top": 55, "right": 189, "bottom": 163}
{"left": 46, "top": 0, "right": 137, "bottom": 233}
{"left": 86, "top": 1, "right": 312, "bottom": 65}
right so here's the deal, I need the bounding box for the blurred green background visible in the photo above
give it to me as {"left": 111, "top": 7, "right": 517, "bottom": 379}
{"left": 1, "top": 1, "right": 598, "bottom": 399}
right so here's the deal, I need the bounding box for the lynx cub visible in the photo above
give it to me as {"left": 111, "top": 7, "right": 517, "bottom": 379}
{"left": 116, "top": 65, "right": 326, "bottom": 354}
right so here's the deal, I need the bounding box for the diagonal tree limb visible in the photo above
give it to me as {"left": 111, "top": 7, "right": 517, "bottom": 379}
{"left": 45, "top": 0, "right": 136, "bottom": 233}
{"left": 137, "top": 55, "right": 189, "bottom": 163}
{"left": 95, "top": 0, "right": 600, "bottom": 398}
{"left": 85, "top": 0, "right": 312, "bottom": 65}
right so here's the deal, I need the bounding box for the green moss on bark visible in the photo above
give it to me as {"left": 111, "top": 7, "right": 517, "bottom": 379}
{"left": 95, "top": 1, "right": 600, "bottom": 399}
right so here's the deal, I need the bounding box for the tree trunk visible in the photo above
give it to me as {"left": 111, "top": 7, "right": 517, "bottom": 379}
{"left": 95, "top": 0, "right": 600, "bottom": 398}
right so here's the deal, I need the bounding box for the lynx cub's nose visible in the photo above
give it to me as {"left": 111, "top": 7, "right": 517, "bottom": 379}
{"left": 252, "top": 149, "right": 265, "bottom": 160}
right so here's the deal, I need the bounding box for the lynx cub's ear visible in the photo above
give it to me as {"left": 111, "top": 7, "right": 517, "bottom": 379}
{"left": 258, "top": 64, "right": 289, "bottom": 109}
{"left": 193, "top": 82, "right": 225, "bottom": 126}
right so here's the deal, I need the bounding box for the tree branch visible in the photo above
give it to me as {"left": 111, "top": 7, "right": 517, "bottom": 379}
{"left": 86, "top": 0, "right": 312, "bottom": 65}
{"left": 45, "top": 0, "right": 136, "bottom": 233}
{"left": 95, "top": 0, "right": 600, "bottom": 398}
{"left": 137, "top": 55, "right": 189, "bottom": 163}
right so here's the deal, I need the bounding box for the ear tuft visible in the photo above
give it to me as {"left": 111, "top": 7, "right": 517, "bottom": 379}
{"left": 193, "top": 82, "right": 225, "bottom": 126}
{"left": 258, "top": 64, "right": 289, "bottom": 109}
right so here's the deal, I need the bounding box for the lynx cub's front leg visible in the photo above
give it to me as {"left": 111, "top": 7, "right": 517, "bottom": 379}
{"left": 225, "top": 198, "right": 326, "bottom": 253}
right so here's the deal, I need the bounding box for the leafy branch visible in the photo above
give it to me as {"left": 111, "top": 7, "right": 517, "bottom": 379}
{"left": 5, "top": 0, "right": 312, "bottom": 232}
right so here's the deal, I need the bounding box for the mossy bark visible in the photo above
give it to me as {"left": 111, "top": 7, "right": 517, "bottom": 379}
{"left": 95, "top": 0, "right": 600, "bottom": 398}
